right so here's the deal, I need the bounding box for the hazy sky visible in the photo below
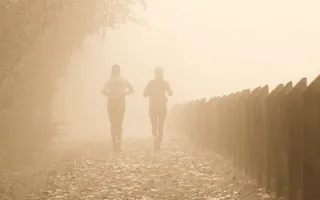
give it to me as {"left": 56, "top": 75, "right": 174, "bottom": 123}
{"left": 100, "top": 0, "right": 319, "bottom": 97}
{"left": 62, "top": 0, "right": 320, "bottom": 137}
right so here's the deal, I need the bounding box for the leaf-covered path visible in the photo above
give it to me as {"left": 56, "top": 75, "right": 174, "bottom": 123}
{"left": 1, "top": 137, "right": 269, "bottom": 200}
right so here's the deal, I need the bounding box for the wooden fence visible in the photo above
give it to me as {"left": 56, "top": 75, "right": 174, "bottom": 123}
{"left": 167, "top": 75, "right": 320, "bottom": 200}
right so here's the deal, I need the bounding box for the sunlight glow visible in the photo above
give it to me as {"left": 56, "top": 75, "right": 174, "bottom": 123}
{"left": 62, "top": 0, "right": 320, "bottom": 138}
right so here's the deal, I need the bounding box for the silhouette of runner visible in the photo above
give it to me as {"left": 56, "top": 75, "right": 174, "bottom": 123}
{"left": 143, "top": 66, "right": 173, "bottom": 150}
{"left": 102, "top": 64, "right": 134, "bottom": 152}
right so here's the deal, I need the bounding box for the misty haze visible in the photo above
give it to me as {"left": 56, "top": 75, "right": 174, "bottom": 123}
{"left": 1, "top": 0, "right": 320, "bottom": 199}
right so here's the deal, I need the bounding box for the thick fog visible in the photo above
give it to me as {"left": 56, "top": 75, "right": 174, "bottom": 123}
{"left": 53, "top": 0, "right": 320, "bottom": 141}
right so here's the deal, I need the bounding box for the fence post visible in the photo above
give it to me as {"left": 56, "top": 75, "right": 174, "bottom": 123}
{"left": 237, "top": 89, "right": 250, "bottom": 172}
{"left": 254, "top": 85, "right": 269, "bottom": 186}
{"left": 233, "top": 91, "right": 243, "bottom": 168}
{"left": 214, "top": 97, "right": 222, "bottom": 154}
{"left": 219, "top": 95, "right": 228, "bottom": 158}
{"left": 302, "top": 75, "right": 320, "bottom": 200}
{"left": 206, "top": 98, "right": 214, "bottom": 149}
{"left": 199, "top": 98, "right": 207, "bottom": 146}
{"left": 226, "top": 93, "right": 236, "bottom": 161}
{"left": 245, "top": 87, "right": 261, "bottom": 179}
{"left": 270, "top": 82, "right": 293, "bottom": 198}
{"left": 193, "top": 100, "right": 200, "bottom": 143}
{"left": 276, "top": 82, "right": 293, "bottom": 198}
{"left": 265, "top": 84, "right": 284, "bottom": 192}
{"left": 283, "top": 78, "right": 307, "bottom": 200}
{"left": 231, "top": 93, "right": 241, "bottom": 166}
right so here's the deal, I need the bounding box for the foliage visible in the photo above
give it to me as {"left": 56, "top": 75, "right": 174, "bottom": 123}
{"left": 0, "top": 0, "right": 147, "bottom": 167}
{"left": 0, "top": 0, "right": 147, "bottom": 109}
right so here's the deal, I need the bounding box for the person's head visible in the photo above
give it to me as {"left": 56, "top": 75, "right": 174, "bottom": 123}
{"left": 111, "top": 64, "right": 120, "bottom": 77}
{"left": 154, "top": 66, "right": 164, "bottom": 79}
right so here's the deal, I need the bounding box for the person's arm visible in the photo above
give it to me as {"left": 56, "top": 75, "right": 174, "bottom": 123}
{"left": 166, "top": 81, "right": 173, "bottom": 96}
{"left": 125, "top": 80, "right": 134, "bottom": 95}
{"left": 101, "top": 81, "right": 117, "bottom": 96}
{"left": 143, "top": 81, "right": 152, "bottom": 97}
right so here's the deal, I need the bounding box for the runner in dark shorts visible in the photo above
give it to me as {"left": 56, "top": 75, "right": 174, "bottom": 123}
{"left": 102, "top": 64, "right": 134, "bottom": 152}
{"left": 143, "top": 66, "right": 173, "bottom": 150}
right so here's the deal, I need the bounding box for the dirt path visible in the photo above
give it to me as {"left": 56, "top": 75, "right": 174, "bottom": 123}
{"left": 1, "top": 137, "right": 270, "bottom": 200}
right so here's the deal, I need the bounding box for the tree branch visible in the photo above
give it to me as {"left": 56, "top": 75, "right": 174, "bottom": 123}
{"left": 0, "top": 0, "right": 35, "bottom": 53}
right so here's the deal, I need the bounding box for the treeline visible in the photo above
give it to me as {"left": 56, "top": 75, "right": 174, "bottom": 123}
{"left": 0, "top": 0, "right": 146, "bottom": 168}
{"left": 168, "top": 75, "right": 320, "bottom": 200}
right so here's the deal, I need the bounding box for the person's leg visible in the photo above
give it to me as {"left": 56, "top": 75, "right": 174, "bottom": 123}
{"left": 149, "top": 106, "right": 160, "bottom": 151}
{"left": 115, "top": 99, "right": 126, "bottom": 151}
{"left": 149, "top": 106, "right": 158, "bottom": 138}
{"left": 156, "top": 107, "right": 167, "bottom": 150}
{"left": 107, "top": 100, "right": 117, "bottom": 151}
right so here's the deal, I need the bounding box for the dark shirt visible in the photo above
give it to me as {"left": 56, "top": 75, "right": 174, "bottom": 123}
{"left": 102, "top": 76, "right": 134, "bottom": 100}
{"left": 143, "top": 79, "right": 173, "bottom": 107}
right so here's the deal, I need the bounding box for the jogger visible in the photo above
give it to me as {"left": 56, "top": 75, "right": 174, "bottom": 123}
{"left": 144, "top": 66, "right": 173, "bottom": 150}
{"left": 102, "top": 64, "right": 134, "bottom": 152}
